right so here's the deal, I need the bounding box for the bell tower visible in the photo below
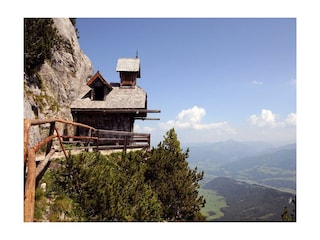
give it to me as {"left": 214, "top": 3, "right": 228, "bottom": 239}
{"left": 116, "top": 57, "right": 141, "bottom": 87}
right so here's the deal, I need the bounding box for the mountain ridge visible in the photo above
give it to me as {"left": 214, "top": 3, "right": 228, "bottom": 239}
{"left": 187, "top": 140, "right": 296, "bottom": 192}
{"left": 187, "top": 139, "right": 295, "bottom": 166}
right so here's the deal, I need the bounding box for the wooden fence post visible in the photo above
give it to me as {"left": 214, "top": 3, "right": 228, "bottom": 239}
{"left": 54, "top": 127, "right": 68, "bottom": 159}
{"left": 24, "top": 118, "right": 99, "bottom": 221}
{"left": 95, "top": 130, "right": 99, "bottom": 152}
{"left": 24, "top": 148, "right": 36, "bottom": 222}
{"left": 86, "top": 128, "right": 92, "bottom": 152}
{"left": 123, "top": 135, "right": 128, "bottom": 154}
{"left": 46, "top": 122, "right": 55, "bottom": 155}
{"left": 24, "top": 119, "right": 30, "bottom": 165}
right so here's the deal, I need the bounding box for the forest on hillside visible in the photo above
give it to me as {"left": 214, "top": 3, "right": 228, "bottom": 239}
{"left": 203, "top": 177, "right": 296, "bottom": 221}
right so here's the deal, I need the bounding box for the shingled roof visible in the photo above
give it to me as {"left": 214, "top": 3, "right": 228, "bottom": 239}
{"left": 116, "top": 58, "right": 141, "bottom": 77}
{"left": 86, "top": 71, "right": 113, "bottom": 89}
{"left": 70, "top": 84, "right": 147, "bottom": 110}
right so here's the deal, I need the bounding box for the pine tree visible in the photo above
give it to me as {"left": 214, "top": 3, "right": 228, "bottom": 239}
{"left": 281, "top": 206, "right": 290, "bottom": 221}
{"left": 145, "top": 128, "right": 206, "bottom": 221}
{"left": 37, "top": 128, "right": 206, "bottom": 221}
{"left": 24, "top": 18, "right": 57, "bottom": 75}
{"left": 54, "top": 152, "right": 163, "bottom": 221}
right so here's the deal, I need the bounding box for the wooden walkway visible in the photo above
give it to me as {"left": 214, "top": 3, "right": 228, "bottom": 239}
{"left": 24, "top": 118, "right": 151, "bottom": 222}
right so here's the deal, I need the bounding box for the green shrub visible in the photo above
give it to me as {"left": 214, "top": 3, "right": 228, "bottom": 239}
{"left": 35, "top": 128, "right": 206, "bottom": 221}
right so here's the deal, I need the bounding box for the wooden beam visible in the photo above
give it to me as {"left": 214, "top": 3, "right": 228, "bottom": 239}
{"left": 32, "top": 134, "right": 56, "bottom": 153}
{"left": 60, "top": 135, "right": 98, "bottom": 140}
{"left": 29, "top": 118, "right": 96, "bottom": 130}
{"left": 96, "top": 129, "right": 150, "bottom": 137}
{"left": 135, "top": 117, "right": 160, "bottom": 120}
{"left": 96, "top": 144, "right": 150, "bottom": 150}
{"left": 71, "top": 108, "right": 161, "bottom": 114}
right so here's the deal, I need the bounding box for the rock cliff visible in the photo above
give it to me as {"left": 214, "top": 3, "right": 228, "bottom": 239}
{"left": 24, "top": 18, "right": 94, "bottom": 146}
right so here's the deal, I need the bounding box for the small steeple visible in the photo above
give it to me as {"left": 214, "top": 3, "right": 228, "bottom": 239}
{"left": 116, "top": 57, "right": 141, "bottom": 87}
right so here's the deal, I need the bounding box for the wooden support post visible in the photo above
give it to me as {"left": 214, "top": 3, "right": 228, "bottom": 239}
{"left": 54, "top": 127, "right": 68, "bottom": 159}
{"left": 24, "top": 119, "right": 30, "bottom": 165}
{"left": 46, "top": 122, "right": 55, "bottom": 155}
{"left": 24, "top": 148, "right": 36, "bottom": 222}
{"left": 95, "top": 130, "right": 99, "bottom": 152}
{"left": 48, "top": 122, "right": 55, "bottom": 152}
{"left": 36, "top": 149, "right": 55, "bottom": 177}
{"left": 123, "top": 135, "right": 128, "bottom": 154}
{"left": 86, "top": 128, "right": 92, "bottom": 152}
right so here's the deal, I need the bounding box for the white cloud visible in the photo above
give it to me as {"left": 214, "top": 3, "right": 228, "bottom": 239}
{"left": 177, "top": 106, "right": 205, "bottom": 123}
{"left": 134, "top": 124, "right": 154, "bottom": 133}
{"left": 248, "top": 109, "right": 296, "bottom": 128}
{"left": 151, "top": 107, "right": 295, "bottom": 144}
{"left": 252, "top": 80, "right": 263, "bottom": 85}
{"left": 160, "top": 106, "right": 236, "bottom": 134}
{"left": 249, "top": 109, "right": 277, "bottom": 127}
{"left": 285, "top": 113, "right": 296, "bottom": 126}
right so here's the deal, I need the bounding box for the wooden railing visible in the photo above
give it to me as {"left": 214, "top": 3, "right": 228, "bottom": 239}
{"left": 24, "top": 118, "right": 151, "bottom": 222}
{"left": 61, "top": 129, "right": 150, "bottom": 152}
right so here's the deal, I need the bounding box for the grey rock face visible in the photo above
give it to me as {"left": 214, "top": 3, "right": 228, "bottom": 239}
{"left": 24, "top": 18, "right": 94, "bottom": 145}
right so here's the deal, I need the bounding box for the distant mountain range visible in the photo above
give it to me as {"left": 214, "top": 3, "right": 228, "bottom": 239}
{"left": 203, "top": 177, "right": 296, "bottom": 221}
{"left": 186, "top": 140, "right": 296, "bottom": 192}
{"left": 186, "top": 140, "right": 272, "bottom": 169}
{"left": 187, "top": 140, "right": 294, "bottom": 165}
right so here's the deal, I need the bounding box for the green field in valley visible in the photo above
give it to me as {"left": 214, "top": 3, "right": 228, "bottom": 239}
{"left": 199, "top": 188, "right": 228, "bottom": 221}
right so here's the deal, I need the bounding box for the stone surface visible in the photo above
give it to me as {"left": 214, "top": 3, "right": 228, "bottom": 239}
{"left": 24, "top": 18, "right": 94, "bottom": 146}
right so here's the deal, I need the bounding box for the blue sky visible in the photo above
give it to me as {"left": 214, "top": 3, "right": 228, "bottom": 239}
{"left": 76, "top": 18, "right": 296, "bottom": 145}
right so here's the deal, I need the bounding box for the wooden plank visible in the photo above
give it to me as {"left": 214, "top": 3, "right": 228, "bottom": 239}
{"left": 61, "top": 140, "right": 82, "bottom": 144}
{"left": 95, "top": 145, "right": 125, "bottom": 150}
{"left": 97, "top": 129, "right": 150, "bottom": 137}
{"left": 133, "top": 139, "right": 149, "bottom": 143}
{"left": 70, "top": 108, "right": 161, "bottom": 114}
{"left": 64, "top": 146, "right": 92, "bottom": 150}
{"left": 97, "top": 138, "right": 125, "bottom": 141}
{"left": 92, "top": 144, "right": 148, "bottom": 150}
{"left": 133, "top": 136, "right": 149, "bottom": 139}
{"left": 60, "top": 135, "right": 98, "bottom": 140}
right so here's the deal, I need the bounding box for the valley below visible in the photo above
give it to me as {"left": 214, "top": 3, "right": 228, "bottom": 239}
{"left": 186, "top": 140, "right": 296, "bottom": 221}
